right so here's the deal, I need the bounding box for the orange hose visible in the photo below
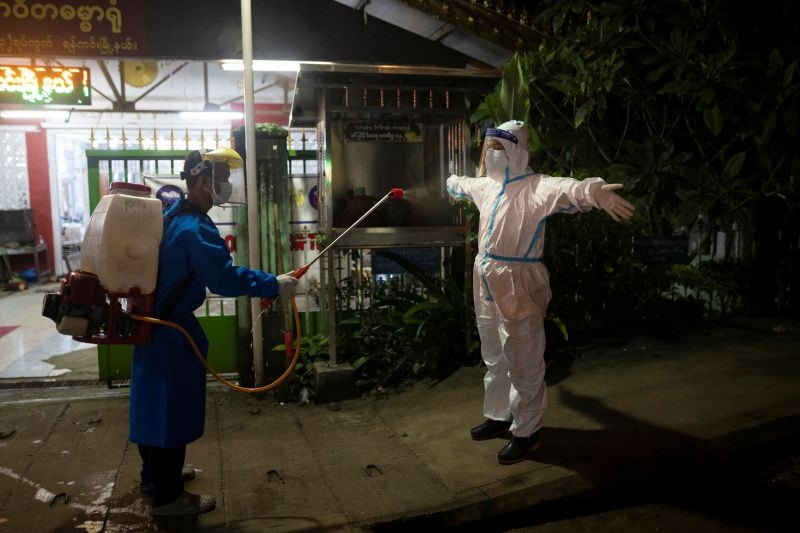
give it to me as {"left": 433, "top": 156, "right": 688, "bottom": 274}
{"left": 131, "top": 295, "right": 302, "bottom": 393}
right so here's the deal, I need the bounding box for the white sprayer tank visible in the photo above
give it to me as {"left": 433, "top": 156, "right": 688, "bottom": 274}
{"left": 80, "top": 182, "right": 163, "bottom": 294}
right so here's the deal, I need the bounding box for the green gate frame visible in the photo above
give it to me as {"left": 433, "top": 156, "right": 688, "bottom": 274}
{"left": 86, "top": 149, "right": 239, "bottom": 382}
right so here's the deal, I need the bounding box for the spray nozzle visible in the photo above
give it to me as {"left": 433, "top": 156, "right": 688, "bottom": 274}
{"left": 390, "top": 188, "right": 404, "bottom": 200}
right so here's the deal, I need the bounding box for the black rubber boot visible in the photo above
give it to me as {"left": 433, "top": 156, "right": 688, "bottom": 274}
{"left": 470, "top": 418, "right": 512, "bottom": 441}
{"left": 497, "top": 432, "right": 541, "bottom": 465}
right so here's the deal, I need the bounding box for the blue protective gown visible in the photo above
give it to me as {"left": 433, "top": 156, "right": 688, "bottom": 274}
{"left": 130, "top": 197, "right": 278, "bottom": 448}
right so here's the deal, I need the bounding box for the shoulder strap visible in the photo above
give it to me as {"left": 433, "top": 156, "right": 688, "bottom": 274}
{"left": 157, "top": 201, "right": 204, "bottom": 318}
{"left": 163, "top": 199, "right": 204, "bottom": 221}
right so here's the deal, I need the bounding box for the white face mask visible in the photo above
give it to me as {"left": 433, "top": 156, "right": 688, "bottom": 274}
{"left": 211, "top": 181, "right": 233, "bottom": 206}
{"left": 484, "top": 149, "right": 508, "bottom": 177}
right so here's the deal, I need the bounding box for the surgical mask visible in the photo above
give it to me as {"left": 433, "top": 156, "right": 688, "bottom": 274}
{"left": 211, "top": 181, "right": 233, "bottom": 206}
{"left": 484, "top": 149, "right": 508, "bottom": 176}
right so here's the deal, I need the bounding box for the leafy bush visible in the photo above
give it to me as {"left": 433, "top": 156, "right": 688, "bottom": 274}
{"left": 273, "top": 333, "right": 329, "bottom": 402}
{"left": 337, "top": 250, "right": 479, "bottom": 390}
{"left": 465, "top": 0, "right": 800, "bottom": 340}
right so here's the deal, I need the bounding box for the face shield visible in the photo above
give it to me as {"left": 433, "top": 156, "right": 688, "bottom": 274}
{"left": 203, "top": 148, "right": 245, "bottom": 207}
{"left": 479, "top": 121, "right": 530, "bottom": 179}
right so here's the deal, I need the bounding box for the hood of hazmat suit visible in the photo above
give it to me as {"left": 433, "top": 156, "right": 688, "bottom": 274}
{"left": 480, "top": 120, "right": 530, "bottom": 180}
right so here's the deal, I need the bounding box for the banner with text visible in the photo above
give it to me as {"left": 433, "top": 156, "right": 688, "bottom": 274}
{"left": 0, "top": 0, "right": 148, "bottom": 57}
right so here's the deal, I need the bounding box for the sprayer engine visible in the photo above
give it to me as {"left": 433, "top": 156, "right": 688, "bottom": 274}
{"left": 42, "top": 181, "right": 163, "bottom": 345}
{"left": 42, "top": 270, "right": 154, "bottom": 344}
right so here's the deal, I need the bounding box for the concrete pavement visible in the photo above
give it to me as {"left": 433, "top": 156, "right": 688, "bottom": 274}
{"left": 0, "top": 317, "right": 798, "bottom": 531}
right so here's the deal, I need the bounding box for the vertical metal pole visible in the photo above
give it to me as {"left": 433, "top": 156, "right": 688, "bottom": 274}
{"left": 241, "top": 0, "right": 264, "bottom": 385}
{"left": 326, "top": 251, "right": 337, "bottom": 365}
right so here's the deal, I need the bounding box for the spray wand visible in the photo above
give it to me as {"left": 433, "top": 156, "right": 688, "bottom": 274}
{"left": 259, "top": 187, "right": 404, "bottom": 309}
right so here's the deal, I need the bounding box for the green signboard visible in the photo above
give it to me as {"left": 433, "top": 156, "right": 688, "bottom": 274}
{"left": 0, "top": 65, "right": 91, "bottom": 105}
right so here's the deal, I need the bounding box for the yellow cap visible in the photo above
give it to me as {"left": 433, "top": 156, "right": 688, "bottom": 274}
{"left": 203, "top": 147, "right": 243, "bottom": 169}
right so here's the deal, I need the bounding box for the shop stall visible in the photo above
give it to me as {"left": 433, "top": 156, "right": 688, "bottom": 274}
{"left": 289, "top": 63, "right": 498, "bottom": 367}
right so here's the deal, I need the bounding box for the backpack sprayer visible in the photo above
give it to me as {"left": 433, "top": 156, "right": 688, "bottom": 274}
{"left": 42, "top": 184, "right": 404, "bottom": 393}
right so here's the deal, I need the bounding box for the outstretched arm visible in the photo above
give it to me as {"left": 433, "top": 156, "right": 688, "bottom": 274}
{"left": 185, "top": 220, "right": 279, "bottom": 299}
{"left": 539, "top": 176, "right": 635, "bottom": 222}
{"left": 446, "top": 174, "right": 479, "bottom": 204}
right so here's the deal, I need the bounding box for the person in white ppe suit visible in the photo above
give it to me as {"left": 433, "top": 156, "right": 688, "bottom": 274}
{"left": 446, "top": 120, "right": 635, "bottom": 465}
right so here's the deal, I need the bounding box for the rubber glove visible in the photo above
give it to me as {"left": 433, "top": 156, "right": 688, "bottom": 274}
{"left": 593, "top": 183, "right": 636, "bottom": 222}
{"left": 277, "top": 274, "right": 299, "bottom": 299}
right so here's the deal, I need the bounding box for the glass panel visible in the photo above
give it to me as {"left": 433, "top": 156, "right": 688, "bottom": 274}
{"left": 290, "top": 159, "right": 305, "bottom": 175}
{"left": 157, "top": 160, "right": 173, "bottom": 174}
{"left": 110, "top": 159, "right": 127, "bottom": 183}
{"left": 304, "top": 128, "right": 317, "bottom": 150}
{"left": 54, "top": 133, "right": 90, "bottom": 232}
{"left": 0, "top": 131, "right": 30, "bottom": 209}
{"left": 99, "top": 160, "right": 110, "bottom": 192}
{"left": 127, "top": 160, "right": 142, "bottom": 184}
{"left": 222, "top": 298, "right": 236, "bottom": 316}
{"left": 206, "top": 298, "right": 222, "bottom": 317}
{"left": 305, "top": 159, "right": 318, "bottom": 175}
{"left": 142, "top": 159, "right": 157, "bottom": 175}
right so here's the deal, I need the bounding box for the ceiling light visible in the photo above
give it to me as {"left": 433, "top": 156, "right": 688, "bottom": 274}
{"left": 179, "top": 111, "right": 243, "bottom": 120}
{"left": 0, "top": 110, "right": 70, "bottom": 119}
{"left": 0, "top": 124, "right": 40, "bottom": 132}
{"left": 220, "top": 60, "right": 302, "bottom": 72}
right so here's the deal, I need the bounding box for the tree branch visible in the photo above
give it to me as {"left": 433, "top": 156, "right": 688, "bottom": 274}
{"left": 531, "top": 82, "right": 574, "bottom": 128}
{"left": 614, "top": 99, "right": 631, "bottom": 160}
{"left": 586, "top": 126, "right": 614, "bottom": 164}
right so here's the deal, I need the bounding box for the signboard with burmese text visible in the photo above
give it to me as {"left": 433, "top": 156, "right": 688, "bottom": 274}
{"left": 0, "top": 0, "right": 148, "bottom": 58}
{"left": 0, "top": 65, "right": 91, "bottom": 105}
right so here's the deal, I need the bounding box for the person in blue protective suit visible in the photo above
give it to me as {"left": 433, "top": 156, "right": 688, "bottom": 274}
{"left": 447, "top": 120, "right": 635, "bottom": 465}
{"left": 131, "top": 148, "right": 298, "bottom": 516}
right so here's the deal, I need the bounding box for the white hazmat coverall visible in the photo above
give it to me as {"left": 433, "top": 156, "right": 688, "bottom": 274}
{"left": 446, "top": 120, "right": 632, "bottom": 438}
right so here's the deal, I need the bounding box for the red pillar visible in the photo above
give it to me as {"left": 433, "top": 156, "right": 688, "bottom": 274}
{"left": 25, "top": 129, "right": 55, "bottom": 275}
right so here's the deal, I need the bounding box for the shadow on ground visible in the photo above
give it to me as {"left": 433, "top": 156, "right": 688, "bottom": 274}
{"left": 455, "top": 389, "right": 799, "bottom": 533}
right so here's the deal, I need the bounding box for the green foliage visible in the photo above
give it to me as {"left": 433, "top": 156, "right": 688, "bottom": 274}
{"left": 233, "top": 123, "right": 288, "bottom": 139}
{"left": 670, "top": 263, "right": 739, "bottom": 318}
{"left": 273, "top": 333, "right": 329, "bottom": 402}
{"left": 543, "top": 209, "right": 662, "bottom": 341}
{"left": 464, "top": 0, "right": 800, "bottom": 342}
{"left": 254, "top": 123, "right": 288, "bottom": 136}
{"left": 477, "top": 1, "right": 799, "bottom": 238}
{"left": 337, "top": 250, "right": 479, "bottom": 390}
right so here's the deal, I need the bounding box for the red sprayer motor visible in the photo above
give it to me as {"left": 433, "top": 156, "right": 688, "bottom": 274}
{"left": 42, "top": 272, "right": 155, "bottom": 344}
{"left": 42, "top": 182, "right": 163, "bottom": 344}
